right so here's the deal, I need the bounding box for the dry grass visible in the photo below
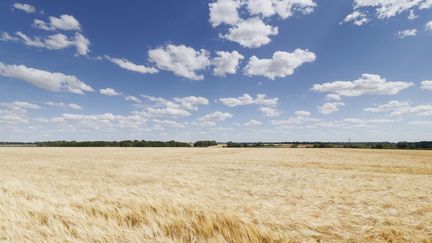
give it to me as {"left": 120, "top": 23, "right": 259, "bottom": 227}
{"left": 0, "top": 148, "right": 431, "bottom": 242}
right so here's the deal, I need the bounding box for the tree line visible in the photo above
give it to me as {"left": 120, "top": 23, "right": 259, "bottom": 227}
{"left": 302, "top": 141, "right": 432, "bottom": 149}
{"left": 34, "top": 140, "right": 192, "bottom": 147}
{"left": 0, "top": 140, "right": 431, "bottom": 149}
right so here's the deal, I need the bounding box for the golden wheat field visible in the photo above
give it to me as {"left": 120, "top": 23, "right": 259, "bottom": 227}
{"left": 0, "top": 148, "right": 431, "bottom": 242}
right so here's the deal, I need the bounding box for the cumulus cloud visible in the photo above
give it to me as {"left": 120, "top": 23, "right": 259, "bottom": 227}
{"left": 209, "top": 0, "right": 242, "bottom": 27}
{"left": 148, "top": 44, "right": 210, "bottom": 80}
{"left": 134, "top": 95, "right": 209, "bottom": 118}
{"left": 0, "top": 61, "right": 93, "bottom": 94}
{"left": 74, "top": 33, "right": 90, "bottom": 56}
{"left": 220, "top": 93, "right": 280, "bottom": 117}
{"left": 341, "top": 11, "right": 369, "bottom": 26}
{"left": 246, "top": 0, "right": 316, "bottom": 19}
{"left": 153, "top": 119, "right": 185, "bottom": 128}
{"left": 325, "top": 94, "right": 341, "bottom": 101}
{"left": 125, "top": 95, "right": 141, "bottom": 104}
{"left": 244, "top": 119, "right": 261, "bottom": 126}
{"left": 273, "top": 114, "right": 393, "bottom": 129}
{"left": 1, "top": 101, "right": 40, "bottom": 111}
{"left": 272, "top": 111, "right": 319, "bottom": 127}
{"left": 100, "top": 88, "right": 122, "bottom": 96}
{"left": 2, "top": 31, "right": 91, "bottom": 56}
{"left": 318, "top": 102, "right": 345, "bottom": 115}
{"left": 12, "top": 3, "right": 35, "bottom": 13}
{"left": 33, "top": 15, "right": 81, "bottom": 31}
{"left": 220, "top": 93, "right": 278, "bottom": 107}
{"left": 212, "top": 50, "right": 244, "bottom": 77}
{"left": 197, "top": 111, "right": 233, "bottom": 127}
{"left": 209, "top": 0, "right": 316, "bottom": 47}
{"left": 324, "top": 118, "right": 394, "bottom": 128}
{"left": 259, "top": 107, "right": 281, "bottom": 117}
{"left": 395, "top": 29, "right": 417, "bottom": 38}
{"left": 294, "top": 110, "right": 311, "bottom": 117}
{"left": 344, "top": 0, "right": 432, "bottom": 25}
{"left": 172, "top": 96, "right": 209, "bottom": 110}
{"left": 364, "top": 100, "right": 432, "bottom": 116}
{"left": 0, "top": 101, "right": 41, "bottom": 125}
{"left": 48, "top": 113, "right": 147, "bottom": 130}
{"left": 311, "top": 74, "right": 413, "bottom": 97}
{"left": 222, "top": 18, "right": 278, "bottom": 48}
{"left": 421, "top": 80, "right": 432, "bottom": 91}
{"left": 244, "top": 49, "right": 316, "bottom": 79}
{"left": 104, "top": 55, "right": 158, "bottom": 74}
{"left": 45, "top": 102, "right": 82, "bottom": 110}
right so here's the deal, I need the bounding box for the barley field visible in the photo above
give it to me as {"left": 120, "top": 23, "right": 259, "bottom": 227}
{"left": 0, "top": 148, "right": 431, "bottom": 242}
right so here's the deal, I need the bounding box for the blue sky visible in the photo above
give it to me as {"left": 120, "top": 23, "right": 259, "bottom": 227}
{"left": 0, "top": 0, "right": 431, "bottom": 142}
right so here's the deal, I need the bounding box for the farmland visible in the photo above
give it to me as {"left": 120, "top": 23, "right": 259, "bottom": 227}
{"left": 0, "top": 148, "right": 431, "bottom": 242}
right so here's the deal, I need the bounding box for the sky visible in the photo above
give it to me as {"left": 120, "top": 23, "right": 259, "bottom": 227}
{"left": 0, "top": 0, "right": 431, "bottom": 142}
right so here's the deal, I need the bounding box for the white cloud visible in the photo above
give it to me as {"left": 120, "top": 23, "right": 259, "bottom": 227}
{"left": 45, "top": 102, "right": 82, "bottom": 110}
{"left": 246, "top": 0, "right": 316, "bottom": 19}
{"left": 172, "top": 96, "right": 209, "bottom": 110}
{"left": 344, "top": 0, "right": 432, "bottom": 25}
{"left": 148, "top": 44, "right": 210, "bottom": 80}
{"left": 153, "top": 119, "right": 185, "bottom": 128}
{"left": 294, "top": 110, "right": 311, "bottom": 117}
{"left": 341, "top": 11, "right": 369, "bottom": 26}
{"left": 220, "top": 93, "right": 279, "bottom": 107}
{"left": 74, "top": 33, "right": 90, "bottom": 56}
{"left": 364, "top": 100, "right": 432, "bottom": 116}
{"left": 48, "top": 113, "right": 147, "bottom": 130}
{"left": 273, "top": 114, "right": 394, "bottom": 129}
{"left": 318, "top": 102, "right": 345, "bottom": 115}
{"left": 209, "top": 0, "right": 316, "bottom": 48}
{"left": 104, "top": 55, "right": 158, "bottom": 74}
{"left": 197, "top": 111, "right": 233, "bottom": 126}
{"left": 143, "top": 107, "right": 191, "bottom": 117}
{"left": 312, "top": 74, "right": 413, "bottom": 97}
{"left": 222, "top": 18, "right": 278, "bottom": 48}
{"left": 327, "top": 118, "right": 394, "bottom": 128}
{"left": 100, "top": 88, "right": 122, "bottom": 96}
{"left": 421, "top": 80, "right": 432, "bottom": 91}
{"left": 426, "top": 20, "right": 432, "bottom": 32}
{"left": 1, "top": 101, "right": 40, "bottom": 111}
{"left": 12, "top": 3, "right": 35, "bottom": 13}
{"left": 125, "top": 95, "right": 141, "bottom": 104}
{"left": 325, "top": 94, "right": 341, "bottom": 101}
{"left": 134, "top": 95, "right": 209, "bottom": 118}
{"left": 0, "top": 101, "right": 40, "bottom": 125}
{"left": 219, "top": 93, "right": 280, "bottom": 117}
{"left": 33, "top": 15, "right": 81, "bottom": 31}
{"left": 10, "top": 31, "right": 90, "bottom": 56}
{"left": 209, "top": 0, "right": 241, "bottom": 27}
{"left": 395, "top": 29, "right": 417, "bottom": 38}
{"left": 219, "top": 93, "right": 255, "bottom": 107}
{"left": 0, "top": 32, "right": 18, "bottom": 42}
{"left": 0, "top": 61, "right": 93, "bottom": 94}
{"left": 353, "top": 0, "right": 432, "bottom": 19}
{"left": 212, "top": 50, "right": 244, "bottom": 77}
{"left": 259, "top": 107, "right": 281, "bottom": 117}
{"left": 244, "top": 49, "right": 316, "bottom": 79}
{"left": 244, "top": 119, "right": 261, "bottom": 126}
{"left": 272, "top": 111, "right": 319, "bottom": 126}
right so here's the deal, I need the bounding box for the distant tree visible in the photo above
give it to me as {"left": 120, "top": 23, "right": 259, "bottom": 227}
{"left": 193, "top": 140, "right": 217, "bottom": 147}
